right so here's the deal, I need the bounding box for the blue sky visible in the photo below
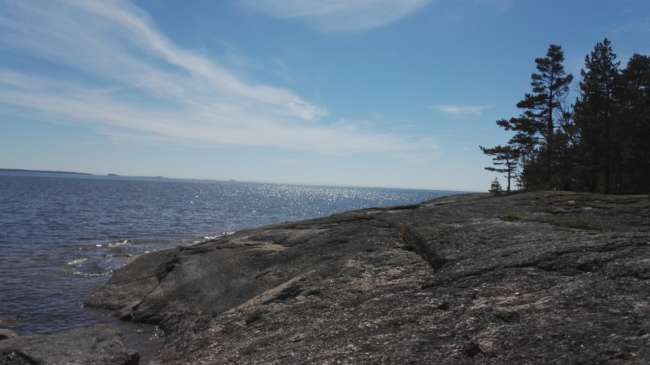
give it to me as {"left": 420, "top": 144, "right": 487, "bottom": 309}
{"left": 1, "top": 0, "right": 649, "bottom": 191}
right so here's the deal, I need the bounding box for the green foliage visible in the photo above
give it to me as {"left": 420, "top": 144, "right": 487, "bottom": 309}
{"left": 501, "top": 214, "right": 522, "bottom": 222}
{"left": 614, "top": 54, "right": 650, "bottom": 193}
{"left": 517, "top": 45, "right": 573, "bottom": 183}
{"left": 573, "top": 38, "right": 620, "bottom": 193}
{"left": 544, "top": 216, "right": 602, "bottom": 231}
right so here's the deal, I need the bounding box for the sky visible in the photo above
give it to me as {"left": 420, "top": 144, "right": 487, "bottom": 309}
{"left": 1, "top": 0, "right": 649, "bottom": 191}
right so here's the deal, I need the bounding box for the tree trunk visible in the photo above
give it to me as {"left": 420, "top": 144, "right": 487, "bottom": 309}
{"left": 604, "top": 104, "right": 611, "bottom": 194}
{"left": 547, "top": 91, "right": 554, "bottom": 185}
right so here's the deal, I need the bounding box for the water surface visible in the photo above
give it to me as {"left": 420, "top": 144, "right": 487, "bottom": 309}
{"left": 0, "top": 172, "right": 455, "bottom": 334}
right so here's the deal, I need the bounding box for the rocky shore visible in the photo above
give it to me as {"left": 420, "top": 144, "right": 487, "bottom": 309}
{"left": 3, "top": 191, "right": 650, "bottom": 364}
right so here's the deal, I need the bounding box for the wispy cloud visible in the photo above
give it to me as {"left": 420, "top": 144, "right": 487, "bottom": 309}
{"left": 240, "top": 0, "right": 513, "bottom": 33}
{"left": 433, "top": 104, "right": 493, "bottom": 116}
{"left": 0, "top": 0, "right": 414, "bottom": 153}
{"left": 611, "top": 16, "right": 650, "bottom": 35}
{"left": 239, "top": 0, "right": 432, "bottom": 33}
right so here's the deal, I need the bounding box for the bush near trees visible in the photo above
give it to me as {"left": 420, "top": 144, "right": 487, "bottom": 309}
{"left": 489, "top": 178, "right": 503, "bottom": 194}
{"left": 482, "top": 39, "right": 650, "bottom": 194}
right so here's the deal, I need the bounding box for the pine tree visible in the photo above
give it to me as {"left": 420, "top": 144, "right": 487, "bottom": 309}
{"left": 573, "top": 39, "right": 620, "bottom": 193}
{"left": 618, "top": 54, "right": 650, "bottom": 192}
{"left": 480, "top": 145, "right": 520, "bottom": 193}
{"left": 515, "top": 44, "right": 573, "bottom": 185}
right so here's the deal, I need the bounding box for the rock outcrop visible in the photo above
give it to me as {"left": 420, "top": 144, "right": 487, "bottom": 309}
{"left": 85, "top": 191, "right": 650, "bottom": 364}
{"left": 0, "top": 325, "right": 138, "bottom": 365}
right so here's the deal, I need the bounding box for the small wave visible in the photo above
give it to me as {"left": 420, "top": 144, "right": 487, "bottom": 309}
{"left": 108, "top": 239, "right": 130, "bottom": 248}
{"left": 71, "top": 270, "right": 112, "bottom": 277}
{"left": 66, "top": 255, "right": 124, "bottom": 277}
{"left": 191, "top": 231, "right": 237, "bottom": 244}
{"left": 66, "top": 258, "right": 88, "bottom": 266}
{"left": 202, "top": 232, "right": 235, "bottom": 241}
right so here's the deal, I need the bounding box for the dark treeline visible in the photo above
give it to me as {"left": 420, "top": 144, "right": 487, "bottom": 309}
{"left": 482, "top": 39, "right": 650, "bottom": 194}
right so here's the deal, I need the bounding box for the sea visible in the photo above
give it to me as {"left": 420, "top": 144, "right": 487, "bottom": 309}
{"left": 0, "top": 171, "right": 455, "bottom": 335}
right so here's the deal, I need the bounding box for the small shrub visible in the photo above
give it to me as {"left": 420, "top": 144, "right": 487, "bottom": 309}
{"left": 244, "top": 310, "right": 264, "bottom": 325}
{"left": 489, "top": 178, "right": 503, "bottom": 195}
{"left": 501, "top": 214, "right": 521, "bottom": 222}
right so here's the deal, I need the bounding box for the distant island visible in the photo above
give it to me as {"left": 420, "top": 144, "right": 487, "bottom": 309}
{"left": 0, "top": 168, "right": 92, "bottom": 176}
{"left": 0, "top": 168, "right": 171, "bottom": 181}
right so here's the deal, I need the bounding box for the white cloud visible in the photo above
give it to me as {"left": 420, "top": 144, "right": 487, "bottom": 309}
{"left": 433, "top": 104, "right": 493, "bottom": 116}
{"left": 239, "top": 0, "right": 432, "bottom": 33}
{"left": 0, "top": 0, "right": 414, "bottom": 154}
{"left": 240, "top": 0, "right": 514, "bottom": 33}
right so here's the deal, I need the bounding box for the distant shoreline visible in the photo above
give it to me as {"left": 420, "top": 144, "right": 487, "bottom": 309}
{"left": 0, "top": 168, "right": 466, "bottom": 192}
{"left": 0, "top": 168, "right": 92, "bottom": 176}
